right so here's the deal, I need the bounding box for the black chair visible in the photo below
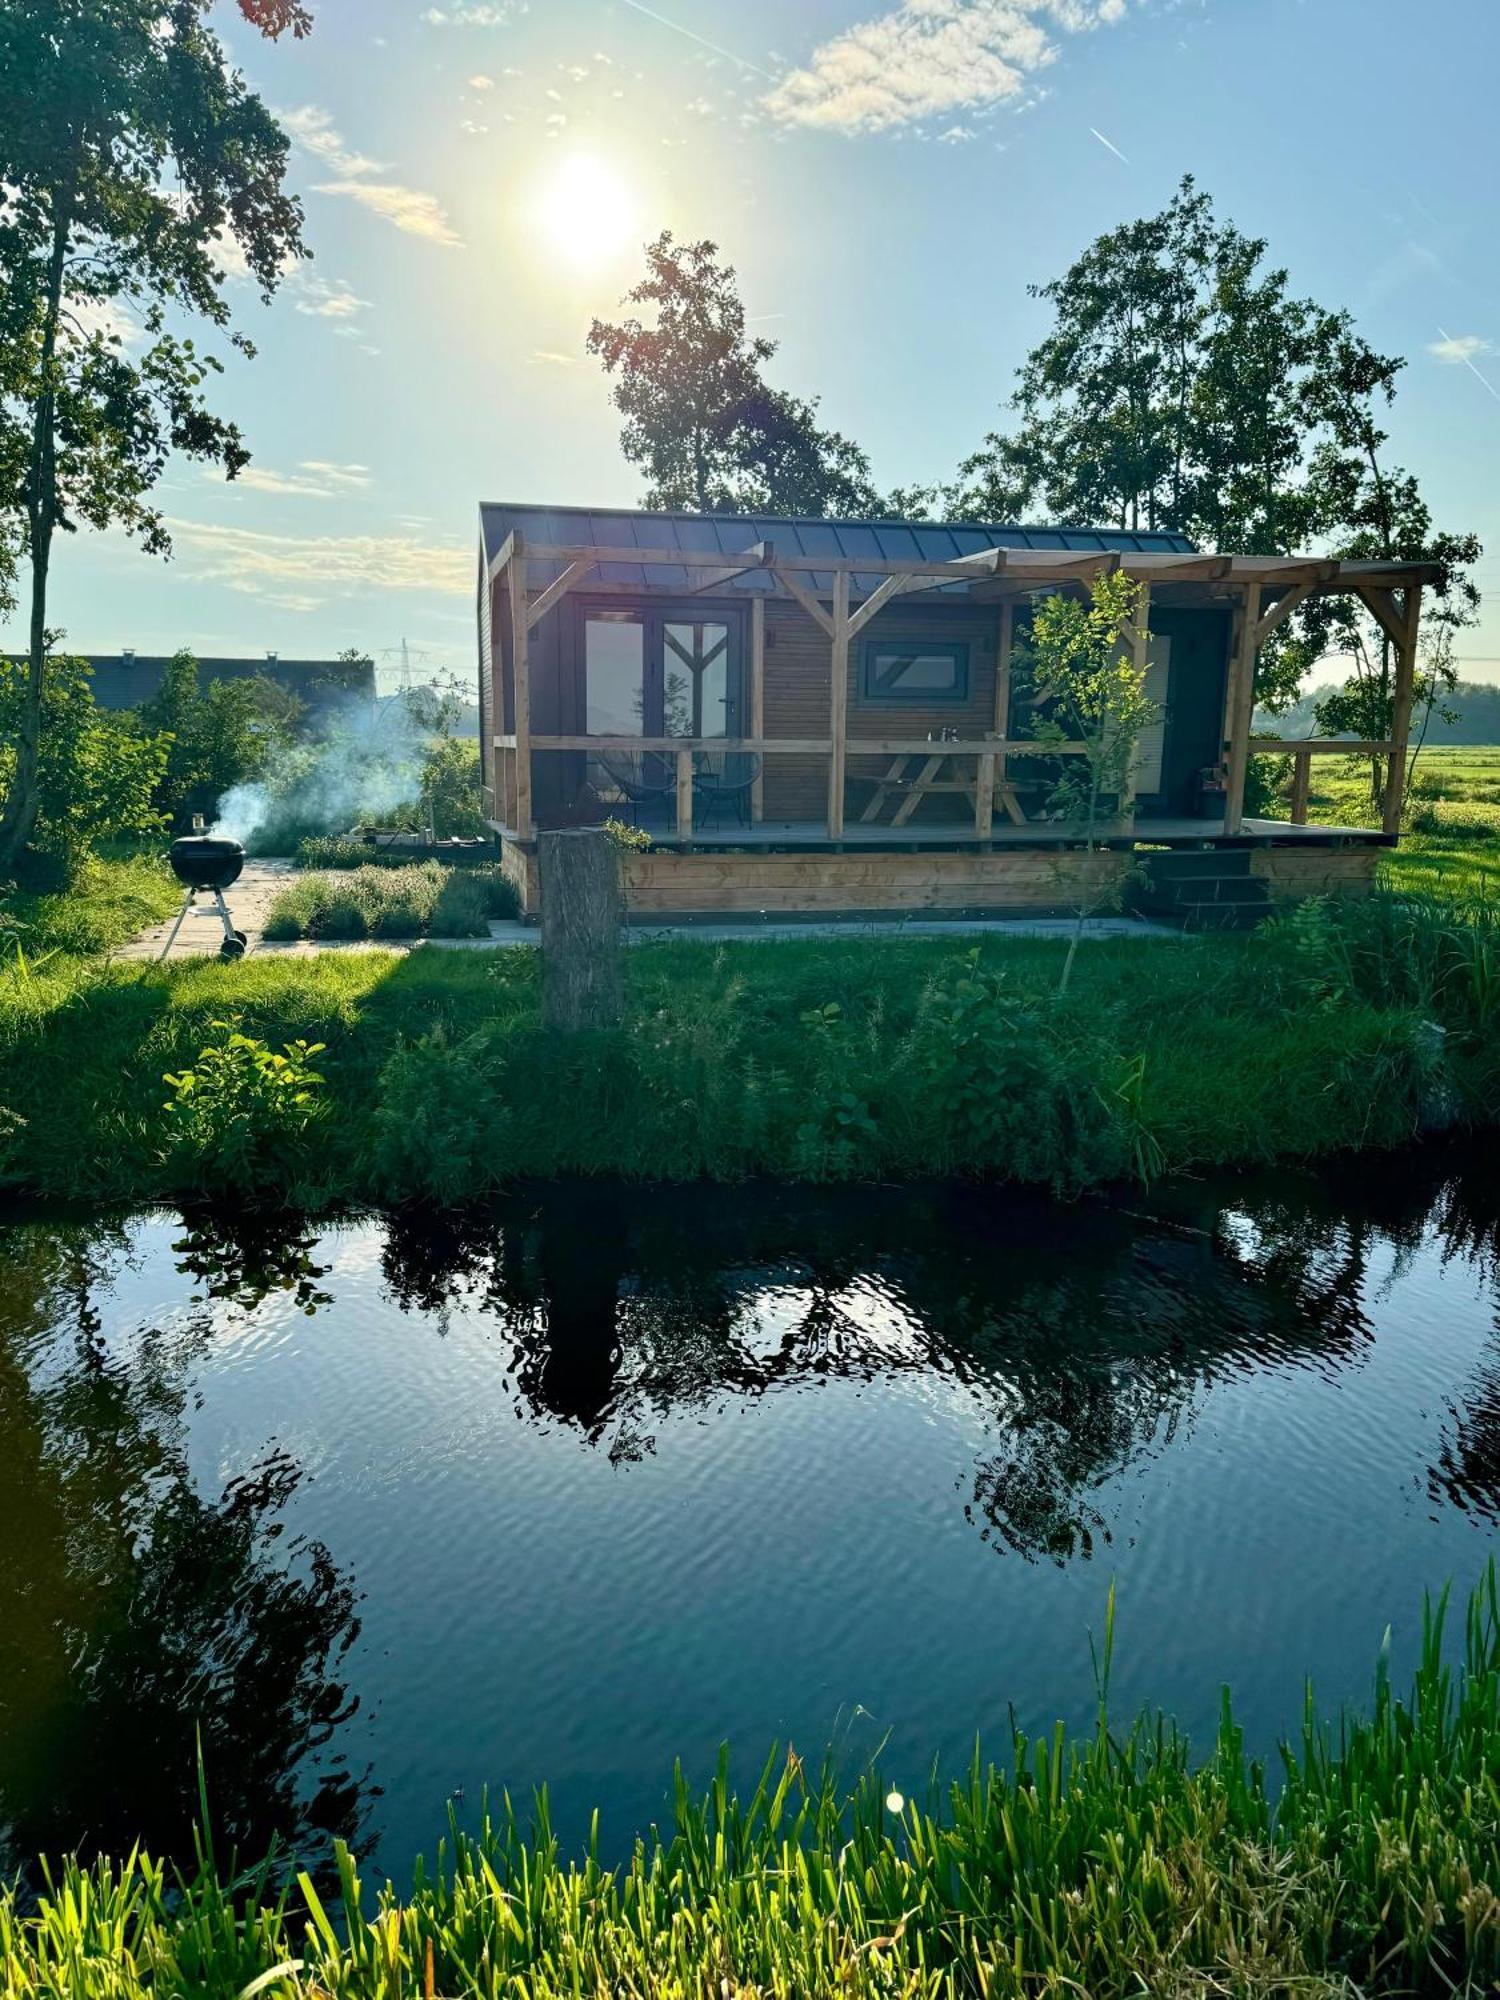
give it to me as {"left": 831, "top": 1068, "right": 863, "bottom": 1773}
{"left": 693, "top": 750, "right": 762, "bottom": 829}
{"left": 595, "top": 751, "right": 674, "bottom": 827}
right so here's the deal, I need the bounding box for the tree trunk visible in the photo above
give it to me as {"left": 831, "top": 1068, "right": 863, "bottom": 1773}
{"left": 538, "top": 828, "right": 624, "bottom": 1031}
{"left": 0, "top": 191, "right": 71, "bottom": 875}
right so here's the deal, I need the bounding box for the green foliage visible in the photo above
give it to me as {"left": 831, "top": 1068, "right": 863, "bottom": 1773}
{"left": 417, "top": 734, "right": 487, "bottom": 839}
{"left": 0, "top": 0, "right": 304, "bottom": 865}
{"left": 0, "top": 851, "right": 177, "bottom": 957}
{"left": 140, "top": 649, "right": 301, "bottom": 828}
{"left": 161, "top": 1020, "right": 326, "bottom": 1195}
{"left": 7, "top": 1576, "right": 1500, "bottom": 1996}
{"left": 265, "top": 863, "right": 517, "bottom": 941}
{"left": 588, "top": 231, "right": 885, "bottom": 515}
{"left": 0, "top": 653, "right": 167, "bottom": 868}
{"left": 954, "top": 177, "right": 1480, "bottom": 721}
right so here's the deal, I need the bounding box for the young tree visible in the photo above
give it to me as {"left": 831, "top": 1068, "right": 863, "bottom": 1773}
{"left": 140, "top": 649, "right": 302, "bottom": 828}
{"left": 1027, "top": 573, "right": 1153, "bottom": 993}
{"left": 588, "top": 232, "right": 883, "bottom": 516}
{"left": 0, "top": 0, "right": 306, "bottom": 872}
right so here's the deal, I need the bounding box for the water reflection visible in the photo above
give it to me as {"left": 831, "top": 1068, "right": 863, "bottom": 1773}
{"left": 1, "top": 1143, "right": 1499, "bottom": 1877}
{"left": 0, "top": 1219, "right": 367, "bottom": 1878}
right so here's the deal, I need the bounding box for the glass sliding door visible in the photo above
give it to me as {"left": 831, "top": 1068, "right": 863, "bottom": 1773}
{"left": 662, "top": 620, "right": 733, "bottom": 739}
{"left": 583, "top": 613, "right": 646, "bottom": 735}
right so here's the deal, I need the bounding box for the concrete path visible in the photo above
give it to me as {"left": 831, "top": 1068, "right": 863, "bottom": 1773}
{"left": 117, "top": 858, "right": 1177, "bottom": 960}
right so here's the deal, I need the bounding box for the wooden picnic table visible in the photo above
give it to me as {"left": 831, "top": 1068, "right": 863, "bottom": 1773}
{"left": 857, "top": 749, "right": 1032, "bottom": 828}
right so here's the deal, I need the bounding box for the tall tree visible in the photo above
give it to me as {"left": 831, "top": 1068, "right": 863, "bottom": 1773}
{"left": 0, "top": 0, "right": 306, "bottom": 871}
{"left": 957, "top": 178, "right": 1479, "bottom": 731}
{"left": 588, "top": 232, "right": 883, "bottom": 517}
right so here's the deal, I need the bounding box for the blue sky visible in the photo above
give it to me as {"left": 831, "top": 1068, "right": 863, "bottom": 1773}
{"left": 16, "top": 0, "right": 1500, "bottom": 685}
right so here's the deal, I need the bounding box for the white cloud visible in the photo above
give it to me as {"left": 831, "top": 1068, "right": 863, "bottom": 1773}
{"left": 529, "top": 348, "right": 578, "bottom": 366}
{"left": 423, "top": 2, "right": 523, "bottom": 23}
{"left": 61, "top": 294, "right": 141, "bottom": 349}
{"left": 468, "top": 72, "right": 495, "bottom": 88}
{"left": 313, "top": 179, "right": 462, "bottom": 246}
{"left": 764, "top": 0, "right": 1138, "bottom": 134}
{"left": 294, "top": 273, "right": 369, "bottom": 319}
{"left": 937, "top": 122, "right": 976, "bottom": 141}
{"left": 166, "top": 519, "right": 472, "bottom": 596}
{"left": 1430, "top": 332, "right": 1491, "bottom": 364}
{"left": 282, "top": 103, "right": 461, "bottom": 248}
{"left": 228, "top": 461, "right": 372, "bottom": 499}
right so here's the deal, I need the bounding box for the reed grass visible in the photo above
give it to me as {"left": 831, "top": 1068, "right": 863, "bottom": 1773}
{"left": 5, "top": 1574, "right": 1500, "bottom": 1996}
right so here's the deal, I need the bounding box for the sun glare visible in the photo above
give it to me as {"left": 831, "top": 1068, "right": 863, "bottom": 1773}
{"left": 534, "top": 155, "right": 637, "bottom": 270}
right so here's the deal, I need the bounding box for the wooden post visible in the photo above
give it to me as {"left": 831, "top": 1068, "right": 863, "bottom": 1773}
{"left": 974, "top": 751, "right": 996, "bottom": 837}
{"left": 749, "top": 595, "right": 765, "bottom": 823}
{"left": 1384, "top": 583, "right": 1423, "bottom": 836}
{"left": 1290, "top": 750, "right": 1311, "bottom": 825}
{"left": 827, "top": 569, "right": 850, "bottom": 839}
{"left": 1122, "top": 582, "right": 1151, "bottom": 818}
{"left": 537, "top": 828, "right": 623, "bottom": 1031}
{"left": 508, "top": 537, "right": 533, "bottom": 840}
{"left": 675, "top": 746, "right": 693, "bottom": 839}
{"left": 993, "top": 597, "right": 1014, "bottom": 818}
{"left": 1222, "top": 583, "right": 1261, "bottom": 836}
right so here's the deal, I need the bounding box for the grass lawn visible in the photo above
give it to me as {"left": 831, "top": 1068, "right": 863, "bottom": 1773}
{"left": 0, "top": 890, "right": 1496, "bottom": 1204}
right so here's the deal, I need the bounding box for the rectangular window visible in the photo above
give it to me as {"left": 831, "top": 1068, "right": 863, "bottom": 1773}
{"left": 663, "top": 620, "right": 731, "bottom": 738}
{"left": 584, "top": 615, "right": 645, "bottom": 735}
{"left": 859, "top": 638, "right": 970, "bottom": 704}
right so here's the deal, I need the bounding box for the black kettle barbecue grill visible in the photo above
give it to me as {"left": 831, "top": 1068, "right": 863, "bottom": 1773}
{"left": 160, "top": 833, "right": 248, "bottom": 961}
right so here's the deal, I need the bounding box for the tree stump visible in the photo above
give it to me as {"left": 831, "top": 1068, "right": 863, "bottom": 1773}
{"left": 537, "top": 827, "right": 624, "bottom": 1031}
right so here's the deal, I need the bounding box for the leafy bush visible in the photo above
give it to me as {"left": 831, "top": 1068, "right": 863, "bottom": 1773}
{"left": 266, "top": 862, "right": 516, "bottom": 940}
{"left": 160, "top": 1020, "right": 326, "bottom": 1195}
{"left": 915, "top": 950, "right": 1136, "bottom": 1190}
{"left": 0, "top": 654, "right": 168, "bottom": 871}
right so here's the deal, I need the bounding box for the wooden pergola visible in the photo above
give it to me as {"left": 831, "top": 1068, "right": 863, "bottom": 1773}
{"left": 485, "top": 530, "right": 1434, "bottom": 847}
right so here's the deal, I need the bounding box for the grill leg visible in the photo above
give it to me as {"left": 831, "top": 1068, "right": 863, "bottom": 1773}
{"left": 212, "top": 887, "right": 236, "bottom": 945}
{"left": 158, "top": 889, "right": 197, "bottom": 962}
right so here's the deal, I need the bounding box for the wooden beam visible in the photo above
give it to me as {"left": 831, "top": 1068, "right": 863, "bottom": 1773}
{"left": 1355, "top": 583, "right": 1409, "bottom": 653}
{"left": 827, "top": 569, "right": 850, "bottom": 838}
{"left": 993, "top": 598, "right": 1014, "bottom": 810}
{"left": 676, "top": 746, "right": 693, "bottom": 840}
{"left": 1248, "top": 737, "right": 1393, "bottom": 756}
{"left": 508, "top": 539, "right": 533, "bottom": 840}
{"left": 691, "top": 543, "right": 772, "bottom": 593}
{"left": 1222, "top": 582, "right": 1262, "bottom": 835}
{"left": 1384, "top": 583, "right": 1423, "bottom": 837}
{"left": 847, "top": 570, "right": 920, "bottom": 637}
{"left": 773, "top": 567, "right": 835, "bottom": 638}
{"left": 1252, "top": 581, "right": 1316, "bottom": 649}
{"left": 749, "top": 596, "right": 765, "bottom": 824}
{"left": 527, "top": 734, "right": 834, "bottom": 754}
{"left": 485, "top": 529, "right": 516, "bottom": 582}
{"left": 526, "top": 557, "right": 595, "bottom": 631}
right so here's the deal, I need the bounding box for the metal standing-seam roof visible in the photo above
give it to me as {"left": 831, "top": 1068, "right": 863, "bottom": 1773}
{"left": 477, "top": 503, "right": 1197, "bottom": 600}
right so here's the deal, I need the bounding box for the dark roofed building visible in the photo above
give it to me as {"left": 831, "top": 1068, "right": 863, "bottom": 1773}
{"left": 85, "top": 651, "right": 375, "bottom": 719}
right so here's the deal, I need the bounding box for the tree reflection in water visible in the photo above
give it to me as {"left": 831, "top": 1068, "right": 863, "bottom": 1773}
{"left": 382, "top": 1144, "right": 1500, "bottom": 1565}
{"left": 0, "top": 1212, "right": 369, "bottom": 1881}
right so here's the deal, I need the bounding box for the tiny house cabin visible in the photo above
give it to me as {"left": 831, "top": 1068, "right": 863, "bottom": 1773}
{"left": 477, "top": 504, "right": 1432, "bottom": 923}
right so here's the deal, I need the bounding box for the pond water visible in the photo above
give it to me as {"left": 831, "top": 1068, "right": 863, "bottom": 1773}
{"left": 3, "top": 1147, "right": 1500, "bottom": 1882}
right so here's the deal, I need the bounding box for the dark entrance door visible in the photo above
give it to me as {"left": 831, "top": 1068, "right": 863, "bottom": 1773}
{"left": 1141, "top": 607, "right": 1232, "bottom": 817}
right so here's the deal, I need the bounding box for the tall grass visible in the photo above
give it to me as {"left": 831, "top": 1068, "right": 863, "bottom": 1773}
{"left": 5, "top": 1574, "right": 1500, "bottom": 1995}
{"left": 263, "top": 863, "right": 517, "bottom": 942}
{"left": 1, "top": 892, "right": 1498, "bottom": 1203}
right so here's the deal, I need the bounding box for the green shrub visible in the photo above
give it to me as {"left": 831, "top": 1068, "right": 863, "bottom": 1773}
{"left": 160, "top": 1019, "right": 326, "bottom": 1195}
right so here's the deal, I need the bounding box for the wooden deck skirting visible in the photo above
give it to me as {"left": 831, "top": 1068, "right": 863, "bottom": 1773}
{"left": 483, "top": 527, "right": 1428, "bottom": 909}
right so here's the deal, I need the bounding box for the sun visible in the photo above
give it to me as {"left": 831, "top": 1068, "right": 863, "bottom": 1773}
{"left": 533, "top": 155, "right": 638, "bottom": 271}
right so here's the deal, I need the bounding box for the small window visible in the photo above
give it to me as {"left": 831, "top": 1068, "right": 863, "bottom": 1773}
{"left": 859, "top": 638, "right": 969, "bottom": 704}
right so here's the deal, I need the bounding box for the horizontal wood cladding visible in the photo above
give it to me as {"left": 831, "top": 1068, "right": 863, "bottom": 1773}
{"left": 761, "top": 599, "right": 1000, "bottom": 823}
{"left": 617, "top": 847, "right": 1125, "bottom": 915}
{"left": 1249, "top": 847, "right": 1380, "bottom": 900}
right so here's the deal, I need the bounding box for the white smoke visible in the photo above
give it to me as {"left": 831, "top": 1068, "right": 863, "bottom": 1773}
{"left": 212, "top": 691, "right": 445, "bottom": 849}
